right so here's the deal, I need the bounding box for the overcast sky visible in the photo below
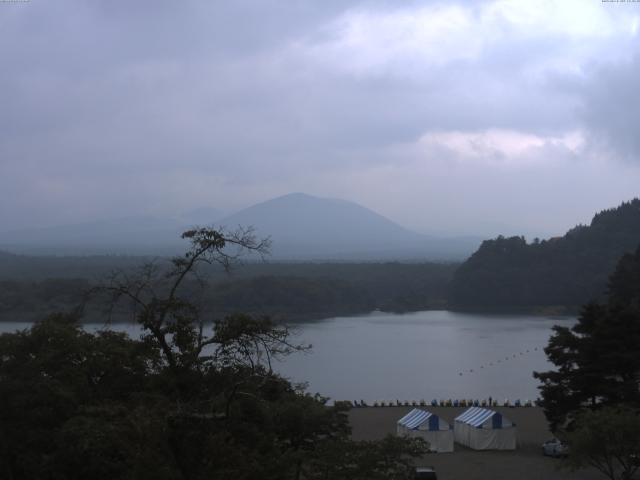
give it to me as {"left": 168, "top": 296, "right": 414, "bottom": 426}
{"left": 1, "top": 0, "right": 639, "bottom": 237}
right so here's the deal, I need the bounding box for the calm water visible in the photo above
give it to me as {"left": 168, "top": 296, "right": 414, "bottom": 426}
{"left": 279, "top": 310, "right": 574, "bottom": 403}
{"left": 0, "top": 310, "right": 573, "bottom": 403}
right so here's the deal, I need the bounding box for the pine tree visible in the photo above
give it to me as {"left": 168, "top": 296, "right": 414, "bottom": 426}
{"left": 534, "top": 245, "right": 640, "bottom": 430}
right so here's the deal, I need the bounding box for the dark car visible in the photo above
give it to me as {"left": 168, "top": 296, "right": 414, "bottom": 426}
{"left": 415, "top": 466, "right": 438, "bottom": 480}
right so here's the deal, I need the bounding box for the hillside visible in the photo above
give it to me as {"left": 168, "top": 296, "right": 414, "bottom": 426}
{"left": 450, "top": 199, "right": 640, "bottom": 310}
{"left": 219, "top": 193, "right": 479, "bottom": 260}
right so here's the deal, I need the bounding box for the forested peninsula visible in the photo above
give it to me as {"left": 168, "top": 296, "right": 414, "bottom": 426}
{"left": 450, "top": 199, "right": 640, "bottom": 312}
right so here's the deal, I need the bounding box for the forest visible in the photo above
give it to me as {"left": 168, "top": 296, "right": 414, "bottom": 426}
{"left": 0, "top": 256, "right": 455, "bottom": 323}
{"left": 450, "top": 199, "right": 640, "bottom": 311}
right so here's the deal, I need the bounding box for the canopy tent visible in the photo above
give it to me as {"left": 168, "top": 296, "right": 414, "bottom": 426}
{"left": 454, "top": 407, "right": 516, "bottom": 450}
{"left": 396, "top": 408, "right": 454, "bottom": 453}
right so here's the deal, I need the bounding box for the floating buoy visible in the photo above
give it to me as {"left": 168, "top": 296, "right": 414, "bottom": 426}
{"left": 458, "top": 345, "right": 545, "bottom": 377}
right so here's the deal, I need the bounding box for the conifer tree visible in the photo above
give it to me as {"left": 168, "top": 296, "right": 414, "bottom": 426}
{"left": 534, "top": 245, "right": 640, "bottom": 430}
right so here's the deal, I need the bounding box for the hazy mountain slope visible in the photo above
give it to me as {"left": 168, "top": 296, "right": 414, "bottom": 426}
{"left": 220, "top": 192, "right": 421, "bottom": 246}
{"left": 219, "top": 193, "right": 478, "bottom": 260}
{"left": 0, "top": 216, "right": 186, "bottom": 255}
{"left": 179, "top": 207, "right": 224, "bottom": 226}
{"left": 0, "top": 193, "right": 479, "bottom": 259}
{"left": 0, "top": 209, "right": 226, "bottom": 255}
{"left": 450, "top": 199, "right": 640, "bottom": 309}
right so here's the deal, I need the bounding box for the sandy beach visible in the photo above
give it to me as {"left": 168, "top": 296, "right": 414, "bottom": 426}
{"left": 348, "top": 406, "right": 602, "bottom": 480}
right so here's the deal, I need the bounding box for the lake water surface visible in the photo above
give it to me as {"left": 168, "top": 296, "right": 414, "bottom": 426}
{"left": 279, "top": 310, "right": 574, "bottom": 403}
{"left": 0, "top": 310, "right": 573, "bottom": 403}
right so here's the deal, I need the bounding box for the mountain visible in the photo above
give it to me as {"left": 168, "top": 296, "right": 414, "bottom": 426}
{"left": 218, "top": 193, "right": 479, "bottom": 260}
{"left": 450, "top": 199, "right": 640, "bottom": 310}
{"left": 0, "top": 194, "right": 479, "bottom": 259}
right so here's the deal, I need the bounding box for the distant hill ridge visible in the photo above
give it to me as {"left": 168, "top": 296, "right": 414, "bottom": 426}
{"left": 450, "top": 198, "right": 640, "bottom": 309}
{"left": 0, "top": 193, "right": 480, "bottom": 260}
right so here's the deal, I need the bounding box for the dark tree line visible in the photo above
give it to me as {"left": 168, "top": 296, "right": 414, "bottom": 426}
{"left": 0, "top": 262, "right": 456, "bottom": 323}
{"left": 451, "top": 199, "right": 640, "bottom": 310}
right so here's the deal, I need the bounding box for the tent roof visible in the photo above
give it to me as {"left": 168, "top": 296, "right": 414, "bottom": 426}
{"left": 397, "top": 408, "right": 435, "bottom": 429}
{"left": 455, "top": 407, "right": 507, "bottom": 427}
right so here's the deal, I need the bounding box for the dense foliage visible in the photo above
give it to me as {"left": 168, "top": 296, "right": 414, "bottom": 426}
{"left": 451, "top": 199, "right": 640, "bottom": 309}
{"left": 563, "top": 406, "right": 640, "bottom": 480}
{"left": 534, "top": 245, "right": 640, "bottom": 430}
{"left": 0, "top": 314, "right": 426, "bottom": 480}
{"left": 0, "top": 261, "right": 456, "bottom": 322}
{"left": 0, "top": 278, "right": 89, "bottom": 314}
{"left": 0, "top": 228, "right": 428, "bottom": 479}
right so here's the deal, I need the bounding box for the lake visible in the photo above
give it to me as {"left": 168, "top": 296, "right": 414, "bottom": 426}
{"left": 0, "top": 310, "right": 573, "bottom": 403}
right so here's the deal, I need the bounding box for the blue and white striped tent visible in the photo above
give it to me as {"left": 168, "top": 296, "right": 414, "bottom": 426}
{"left": 454, "top": 407, "right": 516, "bottom": 450}
{"left": 397, "top": 409, "right": 454, "bottom": 452}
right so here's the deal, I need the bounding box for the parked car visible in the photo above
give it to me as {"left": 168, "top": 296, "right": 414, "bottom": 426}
{"left": 542, "top": 438, "right": 569, "bottom": 458}
{"left": 415, "top": 466, "right": 438, "bottom": 479}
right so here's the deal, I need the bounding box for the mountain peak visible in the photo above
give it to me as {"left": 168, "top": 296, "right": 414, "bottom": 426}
{"left": 279, "top": 192, "right": 314, "bottom": 199}
{"left": 219, "top": 193, "right": 477, "bottom": 260}
{"left": 258, "top": 192, "right": 342, "bottom": 205}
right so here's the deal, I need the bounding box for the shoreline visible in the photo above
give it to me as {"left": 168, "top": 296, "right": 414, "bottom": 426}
{"left": 0, "top": 307, "right": 578, "bottom": 327}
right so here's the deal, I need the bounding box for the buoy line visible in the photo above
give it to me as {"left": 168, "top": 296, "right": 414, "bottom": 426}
{"left": 457, "top": 346, "right": 541, "bottom": 376}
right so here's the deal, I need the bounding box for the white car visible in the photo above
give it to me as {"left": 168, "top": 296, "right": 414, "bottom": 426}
{"left": 542, "top": 438, "right": 568, "bottom": 458}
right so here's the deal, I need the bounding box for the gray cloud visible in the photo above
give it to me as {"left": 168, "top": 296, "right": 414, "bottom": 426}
{"left": 1, "top": 0, "right": 639, "bottom": 234}
{"left": 578, "top": 54, "right": 640, "bottom": 162}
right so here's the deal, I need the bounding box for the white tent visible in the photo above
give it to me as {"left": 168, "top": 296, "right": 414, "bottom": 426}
{"left": 396, "top": 408, "right": 454, "bottom": 453}
{"left": 454, "top": 407, "right": 516, "bottom": 450}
